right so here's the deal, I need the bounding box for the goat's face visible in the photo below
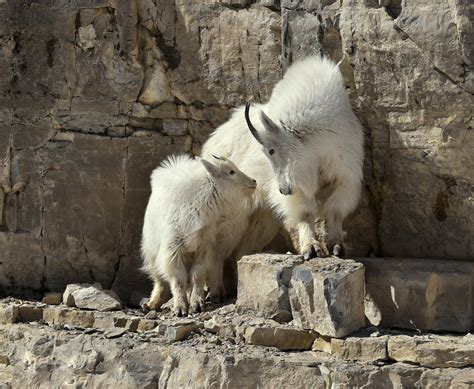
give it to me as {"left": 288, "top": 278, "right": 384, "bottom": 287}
{"left": 201, "top": 156, "right": 257, "bottom": 194}
{"left": 245, "top": 103, "right": 301, "bottom": 196}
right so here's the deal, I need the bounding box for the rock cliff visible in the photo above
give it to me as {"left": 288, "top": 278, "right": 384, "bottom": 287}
{"left": 0, "top": 0, "right": 472, "bottom": 300}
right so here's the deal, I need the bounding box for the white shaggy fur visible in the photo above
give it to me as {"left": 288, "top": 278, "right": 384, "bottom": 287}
{"left": 141, "top": 155, "right": 256, "bottom": 315}
{"left": 202, "top": 56, "right": 364, "bottom": 267}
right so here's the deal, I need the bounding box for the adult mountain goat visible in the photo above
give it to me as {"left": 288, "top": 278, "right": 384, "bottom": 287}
{"left": 202, "top": 56, "right": 364, "bottom": 266}
{"left": 141, "top": 155, "right": 256, "bottom": 316}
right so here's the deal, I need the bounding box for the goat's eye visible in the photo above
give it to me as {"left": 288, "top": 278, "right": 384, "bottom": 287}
{"left": 269, "top": 149, "right": 275, "bottom": 155}
{"left": 229, "top": 170, "right": 235, "bottom": 175}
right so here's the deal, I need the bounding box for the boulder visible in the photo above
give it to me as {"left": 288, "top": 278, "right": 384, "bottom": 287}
{"left": 289, "top": 257, "right": 365, "bottom": 338}
{"left": 42, "top": 292, "right": 62, "bottom": 305}
{"left": 63, "top": 283, "right": 122, "bottom": 312}
{"left": 361, "top": 258, "right": 474, "bottom": 332}
{"left": 237, "top": 254, "right": 303, "bottom": 322}
{"left": 243, "top": 322, "right": 317, "bottom": 351}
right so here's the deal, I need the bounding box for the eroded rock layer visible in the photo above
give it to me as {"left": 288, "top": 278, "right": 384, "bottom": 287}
{"left": 0, "top": 0, "right": 472, "bottom": 299}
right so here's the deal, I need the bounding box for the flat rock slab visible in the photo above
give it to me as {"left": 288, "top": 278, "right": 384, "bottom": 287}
{"left": 165, "top": 320, "right": 203, "bottom": 341}
{"left": 237, "top": 254, "right": 304, "bottom": 322}
{"left": 42, "top": 292, "right": 62, "bottom": 305}
{"left": 330, "top": 336, "right": 388, "bottom": 362}
{"left": 43, "top": 306, "right": 95, "bottom": 329}
{"left": 361, "top": 258, "right": 474, "bottom": 332}
{"left": 63, "top": 283, "right": 122, "bottom": 312}
{"left": 289, "top": 257, "right": 365, "bottom": 338}
{"left": 243, "top": 322, "right": 317, "bottom": 351}
{"left": 388, "top": 335, "right": 474, "bottom": 368}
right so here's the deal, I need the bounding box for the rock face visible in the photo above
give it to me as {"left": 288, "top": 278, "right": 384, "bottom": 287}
{"left": 236, "top": 254, "right": 303, "bottom": 322}
{"left": 362, "top": 258, "right": 474, "bottom": 332}
{"left": 290, "top": 258, "right": 365, "bottom": 338}
{"left": 388, "top": 335, "right": 474, "bottom": 369}
{"left": 1, "top": 302, "right": 474, "bottom": 388}
{"left": 0, "top": 1, "right": 472, "bottom": 300}
{"left": 237, "top": 254, "right": 366, "bottom": 337}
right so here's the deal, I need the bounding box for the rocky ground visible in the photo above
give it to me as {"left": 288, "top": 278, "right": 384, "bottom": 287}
{"left": 1, "top": 253, "right": 474, "bottom": 388}
{"left": 1, "top": 297, "right": 473, "bottom": 388}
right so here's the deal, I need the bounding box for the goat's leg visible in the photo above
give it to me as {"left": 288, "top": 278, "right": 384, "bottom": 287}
{"left": 281, "top": 194, "right": 328, "bottom": 259}
{"left": 190, "top": 263, "right": 207, "bottom": 313}
{"left": 326, "top": 212, "right": 345, "bottom": 257}
{"left": 296, "top": 214, "right": 328, "bottom": 259}
{"left": 145, "top": 274, "right": 171, "bottom": 311}
{"left": 168, "top": 264, "right": 189, "bottom": 317}
{"left": 322, "top": 177, "right": 361, "bottom": 257}
{"left": 207, "top": 258, "right": 225, "bottom": 304}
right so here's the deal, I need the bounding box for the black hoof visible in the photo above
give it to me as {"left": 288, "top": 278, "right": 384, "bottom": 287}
{"left": 303, "top": 246, "right": 316, "bottom": 260}
{"left": 331, "top": 244, "right": 345, "bottom": 257}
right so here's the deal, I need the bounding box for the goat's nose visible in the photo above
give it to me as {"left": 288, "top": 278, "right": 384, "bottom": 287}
{"left": 279, "top": 187, "right": 292, "bottom": 196}
{"left": 252, "top": 179, "right": 257, "bottom": 185}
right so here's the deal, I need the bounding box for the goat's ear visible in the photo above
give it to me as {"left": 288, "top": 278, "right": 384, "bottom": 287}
{"left": 201, "top": 159, "right": 220, "bottom": 176}
{"left": 212, "top": 154, "right": 227, "bottom": 162}
{"left": 260, "top": 111, "right": 280, "bottom": 134}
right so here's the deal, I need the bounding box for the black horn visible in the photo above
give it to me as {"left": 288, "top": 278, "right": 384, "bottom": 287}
{"left": 245, "top": 103, "right": 263, "bottom": 144}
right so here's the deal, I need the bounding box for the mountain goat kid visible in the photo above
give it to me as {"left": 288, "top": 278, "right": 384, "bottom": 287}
{"left": 202, "top": 56, "right": 364, "bottom": 262}
{"left": 141, "top": 155, "right": 256, "bottom": 316}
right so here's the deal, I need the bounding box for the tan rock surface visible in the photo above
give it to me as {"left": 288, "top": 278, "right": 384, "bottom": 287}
{"left": 289, "top": 257, "right": 365, "bottom": 338}
{"left": 0, "top": 0, "right": 471, "bottom": 302}
{"left": 361, "top": 258, "right": 474, "bottom": 332}
{"left": 236, "top": 254, "right": 303, "bottom": 321}
{"left": 388, "top": 334, "right": 474, "bottom": 369}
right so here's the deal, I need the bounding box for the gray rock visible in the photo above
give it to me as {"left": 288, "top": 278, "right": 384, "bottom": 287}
{"left": 42, "top": 292, "right": 62, "bottom": 305}
{"left": 289, "top": 257, "right": 365, "bottom": 338}
{"left": 144, "top": 310, "right": 157, "bottom": 320}
{"left": 18, "top": 304, "right": 44, "bottom": 322}
{"left": 331, "top": 336, "right": 389, "bottom": 362}
{"left": 0, "top": 304, "right": 19, "bottom": 324}
{"left": 361, "top": 258, "right": 474, "bottom": 332}
{"left": 236, "top": 254, "right": 304, "bottom": 322}
{"left": 388, "top": 335, "right": 474, "bottom": 368}
{"left": 43, "top": 306, "right": 95, "bottom": 329}
{"left": 104, "top": 328, "right": 127, "bottom": 339}
{"left": 165, "top": 320, "right": 203, "bottom": 342}
{"left": 243, "top": 323, "right": 317, "bottom": 351}
{"left": 63, "top": 283, "right": 122, "bottom": 312}
{"left": 3, "top": 322, "right": 474, "bottom": 388}
{"left": 0, "top": 0, "right": 472, "bottom": 309}
{"left": 137, "top": 319, "right": 158, "bottom": 333}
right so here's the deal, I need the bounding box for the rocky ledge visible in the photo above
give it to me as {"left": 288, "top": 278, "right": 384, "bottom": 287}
{"left": 1, "top": 254, "right": 473, "bottom": 387}
{"left": 1, "top": 300, "right": 473, "bottom": 388}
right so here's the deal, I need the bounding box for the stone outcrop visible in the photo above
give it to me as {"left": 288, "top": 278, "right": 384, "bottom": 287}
{"left": 0, "top": 0, "right": 472, "bottom": 301}
{"left": 1, "top": 299, "right": 473, "bottom": 388}
{"left": 236, "top": 254, "right": 303, "bottom": 322}
{"left": 237, "top": 254, "right": 366, "bottom": 338}
{"left": 361, "top": 258, "right": 474, "bottom": 332}
{"left": 290, "top": 257, "right": 365, "bottom": 338}
{"left": 388, "top": 335, "right": 474, "bottom": 369}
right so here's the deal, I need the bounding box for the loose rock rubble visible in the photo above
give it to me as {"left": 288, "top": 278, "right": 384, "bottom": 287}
{"left": 1, "top": 298, "right": 473, "bottom": 388}
{"left": 2, "top": 253, "right": 474, "bottom": 386}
